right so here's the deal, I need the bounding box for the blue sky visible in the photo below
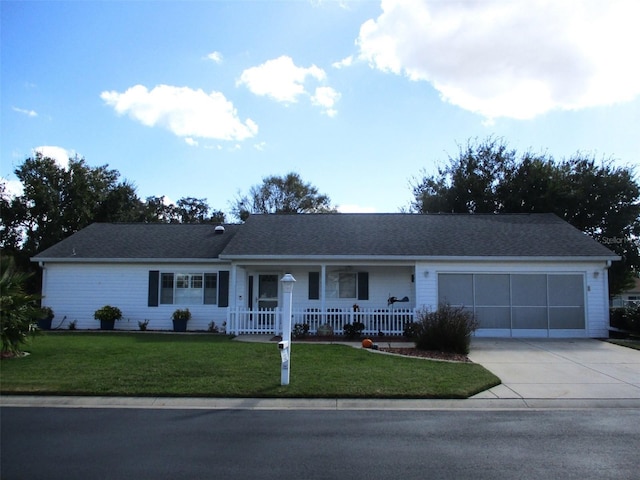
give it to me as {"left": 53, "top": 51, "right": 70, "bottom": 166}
{"left": 2, "top": 0, "right": 639, "bottom": 218}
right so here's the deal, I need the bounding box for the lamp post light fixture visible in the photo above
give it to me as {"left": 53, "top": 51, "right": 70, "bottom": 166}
{"left": 279, "top": 273, "right": 296, "bottom": 386}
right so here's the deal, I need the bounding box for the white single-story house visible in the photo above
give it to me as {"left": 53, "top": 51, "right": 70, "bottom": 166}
{"left": 32, "top": 213, "right": 618, "bottom": 338}
{"left": 610, "top": 278, "right": 640, "bottom": 308}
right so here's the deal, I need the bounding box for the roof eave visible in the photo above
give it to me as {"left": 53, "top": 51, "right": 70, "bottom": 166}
{"left": 32, "top": 257, "right": 229, "bottom": 264}
{"left": 219, "top": 254, "right": 621, "bottom": 262}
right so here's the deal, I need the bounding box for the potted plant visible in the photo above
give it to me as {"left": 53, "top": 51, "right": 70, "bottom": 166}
{"left": 37, "top": 306, "right": 55, "bottom": 330}
{"left": 171, "top": 308, "right": 191, "bottom": 332}
{"left": 94, "top": 305, "right": 122, "bottom": 330}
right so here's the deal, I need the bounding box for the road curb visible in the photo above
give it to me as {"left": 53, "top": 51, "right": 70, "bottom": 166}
{"left": 2, "top": 395, "right": 640, "bottom": 410}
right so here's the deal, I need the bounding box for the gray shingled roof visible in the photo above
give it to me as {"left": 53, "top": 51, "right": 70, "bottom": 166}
{"left": 33, "top": 223, "right": 240, "bottom": 260}
{"left": 219, "top": 213, "right": 617, "bottom": 259}
{"left": 32, "top": 214, "right": 618, "bottom": 261}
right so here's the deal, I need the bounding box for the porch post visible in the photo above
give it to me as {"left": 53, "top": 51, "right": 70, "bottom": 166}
{"left": 320, "top": 264, "right": 326, "bottom": 312}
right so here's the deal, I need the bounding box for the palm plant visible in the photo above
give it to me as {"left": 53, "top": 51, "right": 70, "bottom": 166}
{"left": 0, "top": 257, "right": 40, "bottom": 356}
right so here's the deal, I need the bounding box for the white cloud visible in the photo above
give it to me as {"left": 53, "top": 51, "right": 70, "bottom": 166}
{"left": 184, "top": 137, "right": 199, "bottom": 147}
{"left": 254, "top": 141, "right": 267, "bottom": 151}
{"left": 238, "top": 55, "right": 341, "bottom": 115}
{"left": 237, "top": 55, "right": 327, "bottom": 103}
{"left": 207, "top": 51, "right": 223, "bottom": 63}
{"left": 13, "top": 106, "right": 38, "bottom": 117}
{"left": 33, "top": 146, "right": 70, "bottom": 169}
{"left": 332, "top": 56, "right": 353, "bottom": 69}
{"left": 357, "top": 0, "right": 640, "bottom": 120}
{"left": 1, "top": 178, "right": 24, "bottom": 198}
{"left": 311, "top": 86, "right": 341, "bottom": 117}
{"left": 101, "top": 84, "right": 258, "bottom": 141}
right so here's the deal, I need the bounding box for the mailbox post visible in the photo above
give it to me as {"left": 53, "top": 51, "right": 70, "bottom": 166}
{"left": 279, "top": 274, "right": 296, "bottom": 385}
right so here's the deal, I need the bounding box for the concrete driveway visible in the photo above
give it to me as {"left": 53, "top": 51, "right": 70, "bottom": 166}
{"left": 468, "top": 338, "right": 640, "bottom": 399}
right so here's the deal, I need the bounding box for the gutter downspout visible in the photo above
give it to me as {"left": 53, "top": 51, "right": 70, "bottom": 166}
{"left": 38, "top": 261, "right": 46, "bottom": 304}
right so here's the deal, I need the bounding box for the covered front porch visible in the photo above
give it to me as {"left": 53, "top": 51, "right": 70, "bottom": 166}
{"left": 227, "top": 306, "right": 416, "bottom": 336}
{"left": 227, "top": 262, "right": 418, "bottom": 335}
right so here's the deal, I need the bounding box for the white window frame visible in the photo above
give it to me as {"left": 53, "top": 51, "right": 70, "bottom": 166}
{"left": 160, "top": 272, "right": 218, "bottom": 305}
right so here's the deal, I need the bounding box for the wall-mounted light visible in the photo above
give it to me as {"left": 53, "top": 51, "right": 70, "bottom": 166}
{"left": 593, "top": 271, "right": 600, "bottom": 279}
{"left": 424, "top": 270, "right": 429, "bottom": 278}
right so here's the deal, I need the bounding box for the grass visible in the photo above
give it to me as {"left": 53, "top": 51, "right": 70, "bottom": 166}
{"left": 607, "top": 338, "right": 640, "bottom": 351}
{"left": 0, "top": 333, "right": 500, "bottom": 399}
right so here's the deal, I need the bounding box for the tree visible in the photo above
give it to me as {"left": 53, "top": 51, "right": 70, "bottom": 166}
{"left": 139, "top": 196, "right": 225, "bottom": 224}
{"left": 410, "top": 137, "right": 640, "bottom": 296}
{"left": 175, "top": 197, "right": 225, "bottom": 224}
{"left": 2, "top": 155, "right": 232, "bottom": 297}
{"left": 5, "top": 153, "right": 140, "bottom": 257}
{"left": 231, "top": 172, "right": 336, "bottom": 221}
{"left": 141, "top": 196, "right": 178, "bottom": 223}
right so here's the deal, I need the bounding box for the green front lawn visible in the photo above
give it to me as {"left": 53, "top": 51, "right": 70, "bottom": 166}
{"left": 607, "top": 338, "right": 640, "bottom": 351}
{"left": 0, "top": 333, "right": 500, "bottom": 398}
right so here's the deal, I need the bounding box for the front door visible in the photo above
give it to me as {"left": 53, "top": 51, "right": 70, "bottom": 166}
{"left": 258, "top": 274, "right": 278, "bottom": 310}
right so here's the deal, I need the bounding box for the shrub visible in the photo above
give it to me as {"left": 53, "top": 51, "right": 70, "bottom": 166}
{"left": 293, "top": 323, "right": 310, "bottom": 339}
{"left": 343, "top": 321, "right": 365, "bottom": 339}
{"left": 413, "top": 304, "right": 479, "bottom": 355}
{"left": 610, "top": 305, "right": 640, "bottom": 333}
{"left": 403, "top": 321, "right": 420, "bottom": 339}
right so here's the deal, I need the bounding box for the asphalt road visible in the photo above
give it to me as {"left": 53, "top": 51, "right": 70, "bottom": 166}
{"left": 2, "top": 407, "right": 639, "bottom": 479}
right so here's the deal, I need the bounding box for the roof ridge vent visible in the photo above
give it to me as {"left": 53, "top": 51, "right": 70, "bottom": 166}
{"left": 214, "top": 225, "right": 225, "bottom": 235}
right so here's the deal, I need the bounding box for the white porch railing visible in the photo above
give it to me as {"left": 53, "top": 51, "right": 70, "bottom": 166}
{"left": 227, "top": 307, "right": 416, "bottom": 336}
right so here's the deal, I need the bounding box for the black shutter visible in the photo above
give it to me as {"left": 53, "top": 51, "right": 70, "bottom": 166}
{"left": 357, "top": 272, "right": 369, "bottom": 300}
{"left": 308, "top": 272, "right": 320, "bottom": 300}
{"left": 218, "top": 270, "right": 230, "bottom": 307}
{"left": 148, "top": 271, "right": 159, "bottom": 307}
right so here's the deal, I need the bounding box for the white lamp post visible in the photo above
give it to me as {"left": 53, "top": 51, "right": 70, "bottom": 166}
{"left": 279, "top": 273, "right": 296, "bottom": 386}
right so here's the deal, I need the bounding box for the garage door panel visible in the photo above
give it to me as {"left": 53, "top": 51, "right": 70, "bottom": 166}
{"left": 512, "top": 274, "right": 547, "bottom": 306}
{"left": 438, "top": 274, "right": 473, "bottom": 306}
{"left": 549, "top": 307, "right": 585, "bottom": 329}
{"left": 476, "top": 307, "right": 510, "bottom": 329}
{"left": 475, "top": 274, "right": 510, "bottom": 306}
{"left": 549, "top": 275, "right": 584, "bottom": 306}
{"left": 512, "top": 307, "right": 548, "bottom": 329}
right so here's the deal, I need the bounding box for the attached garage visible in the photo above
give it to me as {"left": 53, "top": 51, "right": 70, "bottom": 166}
{"left": 438, "top": 273, "right": 586, "bottom": 337}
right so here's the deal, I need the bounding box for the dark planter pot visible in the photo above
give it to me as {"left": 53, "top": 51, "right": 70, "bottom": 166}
{"left": 37, "top": 317, "right": 53, "bottom": 330}
{"left": 100, "top": 319, "right": 116, "bottom": 330}
{"left": 172, "top": 319, "right": 188, "bottom": 332}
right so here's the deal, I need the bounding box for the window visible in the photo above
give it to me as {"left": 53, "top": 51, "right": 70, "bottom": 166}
{"left": 160, "top": 273, "right": 217, "bottom": 305}
{"left": 161, "top": 273, "right": 174, "bottom": 304}
{"left": 326, "top": 272, "right": 357, "bottom": 299}
{"left": 204, "top": 274, "right": 217, "bottom": 305}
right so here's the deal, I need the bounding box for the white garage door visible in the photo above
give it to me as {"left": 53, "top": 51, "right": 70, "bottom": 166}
{"left": 438, "top": 273, "right": 585, "bottom": 337}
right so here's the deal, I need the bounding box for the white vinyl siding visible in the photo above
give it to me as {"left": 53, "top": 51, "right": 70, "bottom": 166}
{"left": 40, "top": 263, "right": 229, "bottom": 331}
